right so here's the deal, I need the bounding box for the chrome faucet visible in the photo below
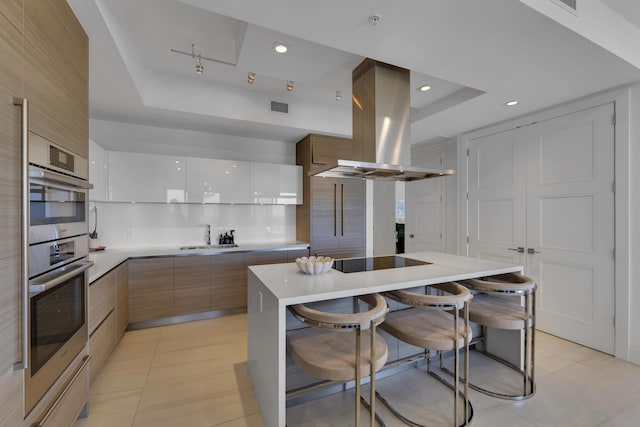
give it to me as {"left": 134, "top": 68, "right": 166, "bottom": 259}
{"left": 206, "top": 224, "right": 211, "bottom": 245}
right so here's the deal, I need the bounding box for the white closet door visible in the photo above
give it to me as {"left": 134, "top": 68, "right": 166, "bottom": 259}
{"left": 526, "top": 103, "right": 615, "bottom": 354}
{"left": 468, "top": 128, "right": 527, "bottom": 266}
{"left": 406, "top": 148, "right": 445, "bottom": 252}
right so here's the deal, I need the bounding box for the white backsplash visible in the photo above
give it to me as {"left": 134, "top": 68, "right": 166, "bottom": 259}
{"left": 90, "top": 202, "right": 296, "bottom": 249}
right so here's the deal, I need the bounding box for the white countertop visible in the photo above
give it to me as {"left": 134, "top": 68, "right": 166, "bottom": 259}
{"left": 87, "top": 241, "right": 309, "bottom": 283}
{"left": 247, "top": 252, "right": 523, "bottom": 305}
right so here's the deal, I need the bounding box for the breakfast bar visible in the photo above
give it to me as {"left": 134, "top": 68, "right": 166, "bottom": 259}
{"left": 246, "top": 251, "right": 523, "bottom": 427}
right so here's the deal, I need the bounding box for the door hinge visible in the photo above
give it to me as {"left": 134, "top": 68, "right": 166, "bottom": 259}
{"left": 613, "top": 248, "right": 616, "bottom": 260}
{"left": 466, "top": 236, "right": 470, "bottom": 244}
{"left": 613, "top": 315, "right": 616, "bottom": 327}
{"left": 612, "top": 113, "right": 616, "bottom": 125}
{"left": 440, "top": 158, "right": 443, "bottom": 165}
{"left": 440, "top": 232, "right": 443, "bottom": 240}
{"left": 612, "top": 181, "right": 616, "bottom": 193}
{"left": 466, "top": 148, "right": 470, "bottom": 156}
{"left": 466, "top": 192, "right": 469, "bottom": 200}
{"left": 440, "top": 195, "right": 443, "bottom": 202}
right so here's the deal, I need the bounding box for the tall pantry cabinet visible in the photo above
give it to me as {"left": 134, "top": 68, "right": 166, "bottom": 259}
{"left": 296, "top": 134, "right": 366, "bottom": 259}
{"left": 0, "top": 0, "right": 88, "bottom": 425}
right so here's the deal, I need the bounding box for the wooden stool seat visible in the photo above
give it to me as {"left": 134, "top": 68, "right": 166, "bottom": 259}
{"left": 289, "top": 329, "right": 388, "bottom": 381}
{"left": 469, "top": 294, "right": 533, "bottom": 330}
{"left": 382, "top": 309, "right": 472, "bottom": 351}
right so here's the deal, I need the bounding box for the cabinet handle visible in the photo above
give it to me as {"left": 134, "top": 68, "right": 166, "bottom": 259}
{"left": 508, "top": 247, "right": 525, "bottom": 253}
{"left": 527, "top": 248, "right": 541, "bottom": 254}
{"left": 341, "top": 184, "right": 344, "bottom": 236}
{"left": 13, "top": 97, "right": 28, "bottom": 371}
{"left": 333, "top": 183, "right": 337, "bottom": 236}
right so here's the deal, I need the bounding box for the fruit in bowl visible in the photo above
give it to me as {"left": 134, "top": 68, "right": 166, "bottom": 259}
{"left": 295, "top": 256, "right": 334, "bottom": 275}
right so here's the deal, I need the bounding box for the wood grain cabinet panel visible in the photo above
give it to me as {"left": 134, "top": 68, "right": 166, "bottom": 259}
{"left": 296, "top": 134, "right": 365, "bottom": 258}
{"left": 115, "top": 262, "right": 129, "bottom": 336}
{"left": 89, "top": 310, "right": 116, "bottom": 386}
{"left": 38, "top": 358, "right": 89, "bottom": 427}
{"left": 211, "top": 253, "right": 245, "bottom": 311}
{"left": 245, "top": 251, "right": 288, "bottom": 267}
{"left": 0, "top": 10, "right": 22, "bottom": 385}
{"left": 129, "top": 257, "right": 175, "bottom": 323}
{"left": 287, "top": 249, "right": 310, "bottom": 261}
{"left": 174, "top": 255, "right": 211, "bottom": 315}
{"left": 0, "top": 0, "right": 22, "bottom": 33}
{"left": 23, "top": 0, "right": 88, "bottom": 158}
{"left": 88, "top": 269, "right": 116, "bottom": 335}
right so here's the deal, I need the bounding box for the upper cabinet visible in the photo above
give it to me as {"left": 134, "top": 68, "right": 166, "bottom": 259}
{"left": 186, "top": 158, "right": 251, "bottom": 204}
{"left": 89, "top": 140, "right": 108, "bottom": 201}
{"left": 250, "top": 163, "right": 302, "bottom": 205}
{"left": 23, "top": 0, "right": 89, "bottom": 160}
{"left": 94, "top": 147, "right": 302, "bottom": 205}
{"left": 300, "top": 133, "right": 353, "bottom": 174}
{"left": 108, "top": 152, "right": 186, "bottom": 203}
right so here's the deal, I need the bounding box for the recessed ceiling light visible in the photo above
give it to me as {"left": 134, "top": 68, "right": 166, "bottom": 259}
{"left": 505, "top": 100, "right": 519, "bottom": 106}
{"left": 273, "top": 43, "right": 288, "bottom": 54}
{"left": 418, "top": 85, "right": 431, "bottom": 92}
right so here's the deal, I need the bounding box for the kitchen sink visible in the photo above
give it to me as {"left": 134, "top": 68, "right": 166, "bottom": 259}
{"left": 180, "top": 244, "right": 239, "bottom": 250}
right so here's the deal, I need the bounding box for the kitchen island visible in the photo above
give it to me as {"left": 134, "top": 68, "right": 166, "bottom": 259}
{"left": 246, "top": 251, "right": 523, "bottom": 427}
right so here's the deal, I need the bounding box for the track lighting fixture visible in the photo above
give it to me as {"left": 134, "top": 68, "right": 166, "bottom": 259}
{"left": 170, "top": 43, "right": 237, "bottom": 74}
{"left": 287, "top": 80, "right": 294, "bottom": 92}
{"left": 248, "top": 72, "right": 256, "bottom": 84}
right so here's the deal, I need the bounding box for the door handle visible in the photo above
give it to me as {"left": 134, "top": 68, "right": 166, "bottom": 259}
{"left": 508, "top": 247, "right": 525, "bottom": 253}
{"left": 527, "top": 248, "right": 541, "bottom": 254}
{"left": 409, "top": 234, "right": 415, "bottom": 238}
{"left": 13, "top": 97, "right": 28, "bottom": 371}
{"left": 341, "top": 183, "right": 344, "bottom": 236}
{"left": 333, "top": 183, "right": 337, "bottom": 237}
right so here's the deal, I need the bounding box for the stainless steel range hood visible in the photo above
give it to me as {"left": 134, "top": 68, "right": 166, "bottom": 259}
{"left": 312, "top": 59, "right": 454, "bottom": 181}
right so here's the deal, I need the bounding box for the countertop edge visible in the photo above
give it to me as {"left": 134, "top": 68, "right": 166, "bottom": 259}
{"left": 88, "top": 242, "right": 309, "bottom": 283}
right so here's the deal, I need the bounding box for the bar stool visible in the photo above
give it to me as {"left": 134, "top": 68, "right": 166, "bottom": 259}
{"left": 379, "top": 282, "right": 473, "bottom": 427}
{"left": 459, "top": 273, "right": 536, "bottom": 400}
{"left": 287, "top": 294, "right": 389, "bottom": 426}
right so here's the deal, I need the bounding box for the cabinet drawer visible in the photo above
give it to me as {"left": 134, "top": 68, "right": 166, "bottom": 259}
{"left": 88, "top": 270, "right": 116, "bottom": 335}
{"left": 89, "top": 310, "right": 116, "bottom": 386}
{"left": 115, "top": 262, "right": 128, "bottom": 335}
{"left": 36, "top": 355, "right": 89, "bottom": 427}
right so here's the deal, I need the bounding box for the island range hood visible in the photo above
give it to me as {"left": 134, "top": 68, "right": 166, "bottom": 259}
{"left": 312, "top": 59, "right": 454, "bottom": 181}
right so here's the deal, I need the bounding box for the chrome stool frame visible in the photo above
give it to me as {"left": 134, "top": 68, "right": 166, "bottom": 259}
{"left": 288, "top": 294, "right": 389, "bottom": 426}
{"left": 378, "top": 282, "right": 474, "bottom": 427}
{"left": 453, "top": 273, "right": 537, "bottom": 400}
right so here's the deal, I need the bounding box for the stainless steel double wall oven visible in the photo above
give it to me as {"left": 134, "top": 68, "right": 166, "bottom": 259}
{"left": 23, "top": 133, "right": 93, "bottom": 413}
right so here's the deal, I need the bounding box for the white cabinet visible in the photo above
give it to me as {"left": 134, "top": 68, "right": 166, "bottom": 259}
{"left": 108, "top": 152, "right": 186, "bottom": 203}
{"left": 250, "top": 163, "right": 302, "bottom": 204}
{"left": 89, "top": 140, "right": 108, "bottom": 201}
{"left": 186, "top": 158, "right": 251, "bottom": 203}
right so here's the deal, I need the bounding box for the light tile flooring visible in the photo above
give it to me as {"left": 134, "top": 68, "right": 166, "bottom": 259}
{"left": 76, "top": 314, "right": 640, "bottom": 427}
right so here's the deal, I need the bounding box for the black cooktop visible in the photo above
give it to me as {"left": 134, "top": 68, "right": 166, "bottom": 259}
{"left": 333, "top": 256, "right": 431, "bottom": 273}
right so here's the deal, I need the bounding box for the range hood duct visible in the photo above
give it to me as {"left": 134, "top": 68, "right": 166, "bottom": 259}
{"left": 312, "top": 59, "right": 454, "bottom": 181}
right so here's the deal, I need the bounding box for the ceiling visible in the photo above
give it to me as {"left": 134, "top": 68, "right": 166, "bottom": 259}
{"left": 67, "top": 0, "right": 640, "bottom": 148}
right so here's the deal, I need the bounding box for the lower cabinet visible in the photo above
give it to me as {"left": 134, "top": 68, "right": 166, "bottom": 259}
{"left": 211, "top": 253, "right": 245, "bottom": 311}
{"left": 175, "top": 255, "right": 212, "bottom": 315}
{"left": 88, "top": 261, "right": 129, "bottom": 387}
{"left": 129, "top": 257, "right": 175, "bottom": 323}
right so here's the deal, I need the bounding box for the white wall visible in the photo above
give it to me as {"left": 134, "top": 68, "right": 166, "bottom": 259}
{"left": 88, "top": 119, "right": 298, "bottom": 248}
{"left": 628, "top": 84, "right": 640, "bottom": 364}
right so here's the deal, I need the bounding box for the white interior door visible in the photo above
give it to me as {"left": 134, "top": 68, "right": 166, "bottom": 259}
{"left": 526, "top": 103, "right": 615, "bottom": 354}
{"left": 467, "top": 128, "right": 527, "bottom": 266}
{"left": 406, "top": 149, "right": 445, "bottom": 252}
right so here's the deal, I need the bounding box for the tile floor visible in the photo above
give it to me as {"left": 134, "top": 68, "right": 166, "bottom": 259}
{"left": 76, "top": 314, "right": 640, "bottom": 427}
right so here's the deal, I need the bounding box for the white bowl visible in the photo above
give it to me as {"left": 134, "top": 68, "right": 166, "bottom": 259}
{"left": 295, "top": 256, "right": 334, "bottom": 275}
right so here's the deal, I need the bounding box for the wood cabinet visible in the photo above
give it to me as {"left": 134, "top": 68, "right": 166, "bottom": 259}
{"left": 88, "top": 311, "right": 115, "bottom": 386}
{"left": 88, "top": 269, "right": 116, "bottom": 335}
{"left": 175, "top": 255, "right": 212, "bottom": 315}
{"left": 0, "top": 9, "right": 24, "bottom": 426}
{"left": 23, "top": 0, "right": 88, "bottom": 159}
{"left": 0, "top": 0, "right": 22, "bottom": 32}
{"left": 115, "top": 262, "right": 129, "bottom": 336}
{"left": 297, "top": 134, "right": 365, "bottom": 258}
{"left": 129, "top": 257, "right": 175, "bottom": 323}
{"left": 211, "top": 253, "right": 246, "bottom": 311}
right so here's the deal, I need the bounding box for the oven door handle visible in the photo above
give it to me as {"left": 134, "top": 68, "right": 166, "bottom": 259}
{"left": 29, "top": 260, "right": 94, "bottom": 293}
{"left": 29, "top": 168, "right": 93, "bottom": 190}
